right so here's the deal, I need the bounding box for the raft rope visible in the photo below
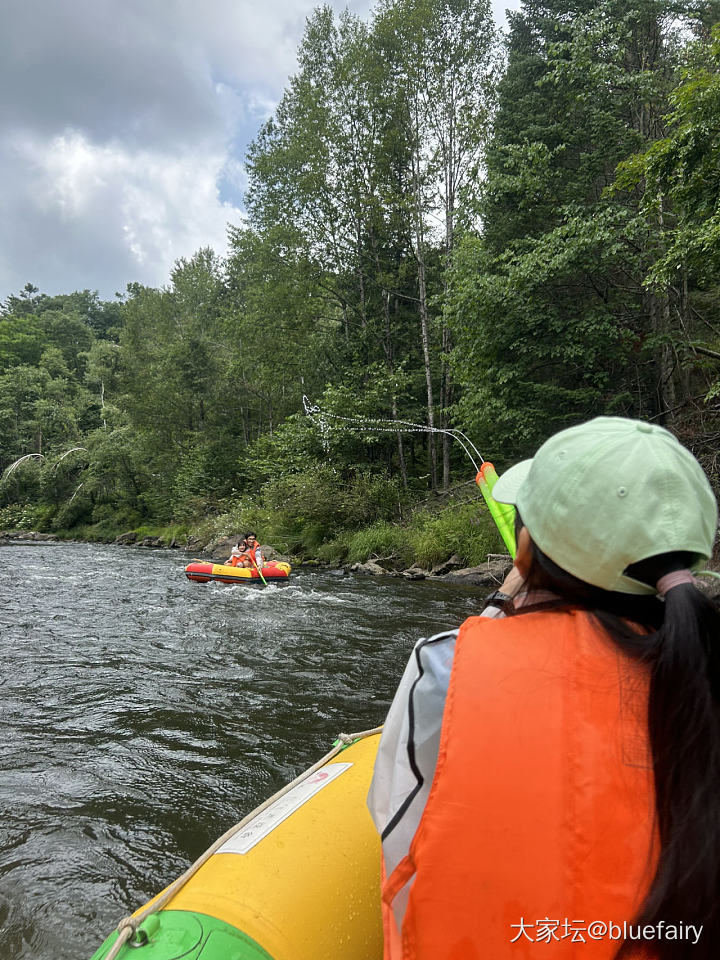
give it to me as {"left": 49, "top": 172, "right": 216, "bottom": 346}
{"left": 302, "top": 396, "right": 485, "bottom": 473}
{"left": 104, "top": 725, "right": 383, "bottom": 960}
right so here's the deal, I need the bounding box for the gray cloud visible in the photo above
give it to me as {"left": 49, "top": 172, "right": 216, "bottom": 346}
{"left": 0, "top": 129, "right": 244, "bottom": 297}
{"left": 0, "top": 0, "right": 517, "bottom": 301}
{"left": 0, "top": 1, "right": 224, "bottom": 151}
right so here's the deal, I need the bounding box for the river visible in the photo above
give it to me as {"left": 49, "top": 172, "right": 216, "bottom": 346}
{"left": 0, "top": 541, "right": 485, "bottom": 960}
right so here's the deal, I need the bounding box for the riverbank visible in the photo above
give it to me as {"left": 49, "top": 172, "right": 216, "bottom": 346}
{"left": 0, "top": 488, "right": 511, "bottom": 585}
{"left": 0, "top": 526, "right": 513, "bottom": 589}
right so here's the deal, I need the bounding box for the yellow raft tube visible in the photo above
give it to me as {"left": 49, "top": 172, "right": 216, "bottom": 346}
{"left": 90, "top": 732, "right": 383, "bottom": 960}
{"left": 184, "top": 560, "right": 291, "bottom": 584}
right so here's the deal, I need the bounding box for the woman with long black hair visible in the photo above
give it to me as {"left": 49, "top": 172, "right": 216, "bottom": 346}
{"left": 369, "top": 416, "right": 720, "bottom": 959}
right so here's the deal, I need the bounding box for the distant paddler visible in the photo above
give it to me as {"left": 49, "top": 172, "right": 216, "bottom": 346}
{"left": 227, "top": 531, "right": 267, "bottom": 585}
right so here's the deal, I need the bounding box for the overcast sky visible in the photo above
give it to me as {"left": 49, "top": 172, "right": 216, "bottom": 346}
{"left": 0, "top": 0, "right": 522, "bottom": 301}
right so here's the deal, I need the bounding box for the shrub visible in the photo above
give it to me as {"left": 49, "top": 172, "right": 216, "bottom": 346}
{"left": 92, "top": 502, "right": 142, "bottom": 529}
{"left": 410, "top": 502, "right": 503, "bottom": 569}
{"left": 347, "top": 522, "right": 415, "bottom": 567}
{"left": 0, "top": 502, "right": 44, "bottom": 530}
{"left": 51, "top": 494, "right": 93, "bottom": 531}
{"left": 316, "top": 537, "right": 350, "bottom": 564}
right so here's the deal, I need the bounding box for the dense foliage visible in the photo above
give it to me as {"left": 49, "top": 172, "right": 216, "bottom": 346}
{"left": 1, "top": 0, "right": 719, "bottom": 560}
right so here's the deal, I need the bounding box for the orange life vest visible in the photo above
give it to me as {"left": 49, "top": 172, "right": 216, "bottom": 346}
{"left": 230, "top": 544, "right": 264, "bottom": 570}
{"left": 240, "top": 540, "right": 263, "bottom": 570}
{"left": 383, "top": 609, "right": 658, "bottom": 959}
{"left": 233, "top": 544, "right": 263, "bottom": 568}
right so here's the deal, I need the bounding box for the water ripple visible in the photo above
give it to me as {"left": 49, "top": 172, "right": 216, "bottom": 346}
{"left": 0, "top": 541, "right": 482, "bottom": 959}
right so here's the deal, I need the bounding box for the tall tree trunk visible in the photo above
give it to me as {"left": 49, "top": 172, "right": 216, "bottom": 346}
{"left": 357, "top": 270, "right": 367, "bottom": 330}
{"left": 100, "top": 378, "right": 107, "bottom": 430}
{"left": 411, "top": 132, "right": 437, "bottom": 491}
{"left": 441, "top": 326, "right": 452, "bottom": 489}
{"left": 392, "top": 396, "right": 408, "bottom": 488}
{"left": 655, "top": 201, "right": 676, "bottom": 425}
{"left": 388, "top": 293, "right": 408, "bottom": 489}
{"left": 441, "top": 135, "right": 455, "bottom": 491}
{"left": 646, "top": 289, "right": 676, "bottom": 424}
{"left": 657, "top": 292, "right": 677, "bottom": 425}
{"left": 417, "top": 253, "right": 437, "bottom": 491}
{"left": 440, "top": 194, "right": 453, "bottom": 490}
{"left": 241, "top": 406, "right": 249, "bottom": 445}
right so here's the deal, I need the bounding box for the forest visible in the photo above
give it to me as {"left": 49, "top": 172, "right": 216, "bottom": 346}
{"left": 1, "top": 0, "right": 719, "bottom": 568}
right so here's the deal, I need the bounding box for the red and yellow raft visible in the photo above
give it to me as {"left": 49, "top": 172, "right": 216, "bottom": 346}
{"left": 184, "top": 561, "right": 291, "bottom": 584}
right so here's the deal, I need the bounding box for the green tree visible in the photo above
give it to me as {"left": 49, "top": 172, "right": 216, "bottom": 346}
{"left": 0, "top": 313, "right": 45, "bottom": 371}
{"left": 449, "top": 0, "right": 715, "bottom": 459}
{"left": 375, "top": 0, "right": 499, "bottom": 485}
{"left": 245, "top": 6, "right": 425, "bottom": 482}
{"left": 619, "top": 27, "right": 720, "bottom": 288}
{"left": 614, "top": 24, "right": 720, "bottom": 460}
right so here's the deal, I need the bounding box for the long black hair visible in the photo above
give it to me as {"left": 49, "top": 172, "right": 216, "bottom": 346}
{"left": 515, "top": 516, "right": 720, "bottom": 959}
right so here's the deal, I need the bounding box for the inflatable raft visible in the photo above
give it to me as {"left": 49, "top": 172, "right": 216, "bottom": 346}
{"left": 184, "top": 561, "right": 291, "bottom": 584}
{"left": 89, "top": 731, "right": 383, "bottom": 960}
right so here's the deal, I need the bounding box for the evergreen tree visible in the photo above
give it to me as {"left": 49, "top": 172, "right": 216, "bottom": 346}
{"left": 449, "top": 0, "right": 716, "bottom": 458}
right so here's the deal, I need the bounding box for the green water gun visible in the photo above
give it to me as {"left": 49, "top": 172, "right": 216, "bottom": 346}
{"left": 475, "top": 462, "right": 517, "bottom": 559}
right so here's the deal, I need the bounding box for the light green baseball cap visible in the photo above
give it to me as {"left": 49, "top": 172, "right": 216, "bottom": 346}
{"left": 492, "top": 416, "right": 718, "bottom": 595}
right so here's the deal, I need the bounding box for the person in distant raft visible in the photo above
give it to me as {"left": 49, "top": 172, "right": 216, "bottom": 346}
{"left": 227, "top": 532, "right": 265, "bottom": 570}
{"left": 368, "top": 417, "right": 720, "bottom": 960}
{"left": 226, "top": 537, "right": 247, "bottom": 567}
{"left": 243, "top": 532, "right": 264, "bottom": 569}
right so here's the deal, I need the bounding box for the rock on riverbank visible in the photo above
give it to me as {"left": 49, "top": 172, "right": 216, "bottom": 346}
{"left": 349, "top": 555, "right": 513, "bottom": 588}
{"left": 0, "top": 530, "right": 59, "bottom": 543}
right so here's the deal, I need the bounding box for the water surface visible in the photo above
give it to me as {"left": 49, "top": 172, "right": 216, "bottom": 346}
{"left": 0, "top": 541, "right": 484, "bottom": 959}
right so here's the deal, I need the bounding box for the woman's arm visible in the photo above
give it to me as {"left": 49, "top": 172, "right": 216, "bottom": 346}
{"left": 367, "top": 629, "right": 458, "bottom": 876}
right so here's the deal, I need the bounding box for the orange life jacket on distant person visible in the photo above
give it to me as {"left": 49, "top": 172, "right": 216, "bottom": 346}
{"left": 227, "top": 545, "right": 246, "bottom": 568}
{"left": 382, "top": 609, "right": 658, "bottom": 959}
{"left": 233, "top": 543, "right": 263, "bottom": 569}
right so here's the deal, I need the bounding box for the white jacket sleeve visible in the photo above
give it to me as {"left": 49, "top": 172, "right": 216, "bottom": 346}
{"left": 367, "top": 605, "right": 506, "bottom": 928}
{"left": 367, "top": 629, "right": 458, "bottom": 877}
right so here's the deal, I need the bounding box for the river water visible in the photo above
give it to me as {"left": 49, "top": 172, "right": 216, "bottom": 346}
{"left": 0, "top": 541, "right": 485, "bottom": 960}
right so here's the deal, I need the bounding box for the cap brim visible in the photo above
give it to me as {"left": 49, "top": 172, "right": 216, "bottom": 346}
{"left": 491, "top": 459, "right": 533, "bottom": 505}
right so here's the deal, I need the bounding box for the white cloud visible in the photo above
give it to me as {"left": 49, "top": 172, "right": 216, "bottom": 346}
{"left": 1, "top": 130, "right": 244, "bottom": 296}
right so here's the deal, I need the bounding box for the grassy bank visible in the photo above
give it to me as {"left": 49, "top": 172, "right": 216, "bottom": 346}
{"left": 195, "top": 497, "right": 505, "bottom": 569}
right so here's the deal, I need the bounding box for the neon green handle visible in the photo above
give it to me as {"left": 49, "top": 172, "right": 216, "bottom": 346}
{"left": 476, "top": 463, "right": 516, "bottom": 558}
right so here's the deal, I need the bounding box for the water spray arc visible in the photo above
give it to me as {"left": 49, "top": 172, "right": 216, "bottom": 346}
{"left": 302, "top": 397, "right": 516, "bottom": 557}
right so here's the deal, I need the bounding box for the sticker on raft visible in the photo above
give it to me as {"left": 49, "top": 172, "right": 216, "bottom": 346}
{"left": 216, "top": 762, "right": 354, "bottom": 855}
